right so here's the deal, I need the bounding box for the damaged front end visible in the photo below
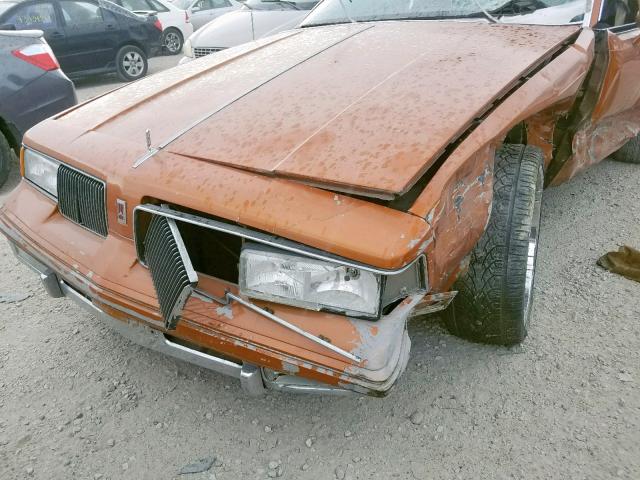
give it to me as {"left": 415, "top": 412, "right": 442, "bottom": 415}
{"left": 130, "top": 203, "right": 430, "bottom": 395}
{"left": 0, "top": 166, "right": 436, "bottom": 396}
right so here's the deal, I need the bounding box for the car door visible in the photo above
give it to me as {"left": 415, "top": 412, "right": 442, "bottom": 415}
{"left": 190, "top": 0, "right": 233, "bottom": 29}
{"left": 1, "top": 1, "right": 67, "bottom": 55}
{"left": 57, "top": 0, "right": 120, "bottom": 73}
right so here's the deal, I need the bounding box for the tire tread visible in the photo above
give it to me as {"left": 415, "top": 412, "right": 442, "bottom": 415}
{"left": 444, "top": 144, "right": 543, "bottom": 345}
{"left": 0, "top": 132, "right": 12, "bottom": 188}
{"left": 612, "top": 135, "right": 640, "bottom": 164}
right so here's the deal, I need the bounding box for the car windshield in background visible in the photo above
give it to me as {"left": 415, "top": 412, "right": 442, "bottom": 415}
{"left": 244, "top": 0, "right": 319, "bottom": 11}
{"left": 121, "top": 0, "right": 155, "bottom": 11}
{"left": 301, "top": 0, "right": 587, "bottom": 26}
{"left": 173, "top": 0, "right": 191, "bottom": 9}
{"left": 0, "top": 1, "right": 17, "bottom": 16}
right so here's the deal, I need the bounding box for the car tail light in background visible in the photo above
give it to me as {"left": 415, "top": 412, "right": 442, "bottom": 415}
{"left": 12, "top": 43, "right": 59, "bottom": 71}
{"left": 154, "top": 19, "right": 163, "bottom": 31}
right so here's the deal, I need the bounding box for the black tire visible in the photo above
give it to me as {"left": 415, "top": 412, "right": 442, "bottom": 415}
{"left": 0, "top": 131, "right": 12, "bottom": 188}
{"left": 116, "top": 45, "right": 148, "bottom": 82}
{"left": 612, "top": 135, "right": 640, "bottom": 164}
{"left": 162, "top": 28, "right": 183, "bottom": 55}
{"left": 443, "top": 144, "right": 544, "bottom": 346}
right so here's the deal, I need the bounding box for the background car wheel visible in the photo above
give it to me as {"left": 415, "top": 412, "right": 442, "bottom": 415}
{"left": 116, "top": 45, "right": 148, "bottom": 82}
{"left": 0, "top": 131, "right": 12, "bottom": 188}
{"left": 162, "top": 28, "right": 183, "bottom": 55}
{"left": 612, "top": 134, "right": 640, "bottom": 164}
{"left": 443, "top": 144, "right": 544, "bottom": 346}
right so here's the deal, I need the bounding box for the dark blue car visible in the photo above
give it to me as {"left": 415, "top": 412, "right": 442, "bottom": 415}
{"left": 0, "top": 0, "right": 163, "bottom": 81}
{"left": 0, "top": 29, "right": 76, "bottom": 187}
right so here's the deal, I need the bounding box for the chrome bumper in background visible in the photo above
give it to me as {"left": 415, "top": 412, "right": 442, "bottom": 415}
{"left": 8, "top": 242, "right": 355, "bottom": 396}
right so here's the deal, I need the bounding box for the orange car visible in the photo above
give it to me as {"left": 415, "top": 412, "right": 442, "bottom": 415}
{"left": 2, "top": 0, "right": 639, "bottom": 396}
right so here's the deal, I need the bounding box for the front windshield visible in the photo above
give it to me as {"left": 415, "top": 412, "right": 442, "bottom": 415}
{"left": 244, "top": 0, "right": 319, "bottom": 10}
{"left": 301, "top": 0, "right": 588, "bottom": 26}
{"left": 0, "top": 1, "right": 17, "bottom": 16}
{"left": 173, "top": 0, "right": 192, "bottom": 9}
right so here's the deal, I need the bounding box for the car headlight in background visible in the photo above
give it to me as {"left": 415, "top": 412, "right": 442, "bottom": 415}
{"left": 183, "top": 38, "right": 193, "bottom": 58}
{"left": 240, "top": 244, "right": 382, "bottom": 318}
{"left": 23, "top": 149, "right": 59, "bottom": 198}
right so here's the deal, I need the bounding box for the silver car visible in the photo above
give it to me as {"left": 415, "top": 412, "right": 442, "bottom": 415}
{"left": 171, "top": 0, "right": 241, "bottom": 30}
{"left": 181, "top": 0, "right": 318, "bottom": 62}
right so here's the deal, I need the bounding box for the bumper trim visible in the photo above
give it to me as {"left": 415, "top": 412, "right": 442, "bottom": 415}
{"left": 62, "top": 278, "right": 267, "bottom": 396}
{"left": 10, "top": 242, "right": 267, "bottom": 395}
{"left": 8, "top": 241, "right": 366, "bottom": 396}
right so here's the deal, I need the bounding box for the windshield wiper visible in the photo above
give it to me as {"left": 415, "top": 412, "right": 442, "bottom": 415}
{"left": 471, "top": 0, "right": 501, "bottom": 23}
{"left": 262, "top": 0, "right": 300, "bottom": 9}
{"left": 337, "top": 0, "right": 356, "bottom": 23}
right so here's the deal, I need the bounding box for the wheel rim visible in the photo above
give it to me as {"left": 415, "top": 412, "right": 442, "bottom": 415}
{"left": 122, "top": 51, "right": 144, "bottom": 78}
{"left": 164, "top": 31, "right": 181, "bottom": 53}
{"left": 523, "top": 165, "right": 544, "bottom": 326}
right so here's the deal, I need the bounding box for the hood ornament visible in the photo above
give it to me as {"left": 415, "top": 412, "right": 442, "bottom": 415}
{"left": 132, "top": 129, "right": 158, "bottom": 169}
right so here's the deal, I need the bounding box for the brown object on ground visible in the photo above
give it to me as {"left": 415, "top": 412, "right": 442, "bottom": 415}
{"left": 598, "top": 246, "right": 640, "bottom": 283}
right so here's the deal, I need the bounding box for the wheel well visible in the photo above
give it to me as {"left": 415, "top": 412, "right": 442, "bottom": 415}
{"left": 0, "top": 116, "right": 19, "bottom": 153}
{"left": 504, "top": 122, "right": 527, "bottom": 145}
{"left": 164, "top": 26, "right": 182, "bottom": 37}
{"left": 118, "top": 41, "right": 148, "bottom": 57}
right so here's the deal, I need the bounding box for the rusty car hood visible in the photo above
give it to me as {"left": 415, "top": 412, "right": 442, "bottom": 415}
{"left": 54, "top": 21, "right": 579, "bottom": 197}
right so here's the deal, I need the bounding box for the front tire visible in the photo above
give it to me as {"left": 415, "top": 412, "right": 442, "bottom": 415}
{"left": 116, "top": 45, "right": 148, "bottom": 82}
{"left": 0, "top": 131, "right": 12, "bottom": 188}
{"left": 612, "top": 134, "right": 640, "bottom": 164}
{"left": 162, "top": 28, "right": 183, "bottom": 55}
{"left": 443, "top": 144, "right": 544, "bottom": 346}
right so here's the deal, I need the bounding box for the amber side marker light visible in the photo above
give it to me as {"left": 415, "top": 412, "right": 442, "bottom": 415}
{"left": 19, "top": 147, "right": 25, "bottom": 177}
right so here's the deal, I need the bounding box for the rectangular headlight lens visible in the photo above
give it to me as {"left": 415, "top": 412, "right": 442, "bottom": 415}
{"left": 23, "top": 149, "right": 59, "bottom": 198}
{"left": 239, "top": 244, "right": 381, "bottom": 317}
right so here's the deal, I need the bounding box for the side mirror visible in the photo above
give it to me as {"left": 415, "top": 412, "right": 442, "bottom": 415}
{"left": 0, "top": 23, "right": 16, "bottom": 30}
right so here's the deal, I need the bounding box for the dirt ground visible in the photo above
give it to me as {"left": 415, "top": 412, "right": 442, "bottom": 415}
{"left": 0, "top": 60, "right": 639, "bottom": 480}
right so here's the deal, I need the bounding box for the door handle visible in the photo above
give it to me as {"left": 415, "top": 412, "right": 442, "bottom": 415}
{"left": 50, "top": 31, "right": 65, "bottom": 38}
{"left": 106, "top": 23, "right": 116, "bottom": 30}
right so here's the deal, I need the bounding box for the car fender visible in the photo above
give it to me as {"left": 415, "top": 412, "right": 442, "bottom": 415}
{"left": 409, "top": 29, "right": 595, "bottom": 291}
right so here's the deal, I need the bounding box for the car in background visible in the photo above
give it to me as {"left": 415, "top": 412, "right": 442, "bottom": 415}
{"left": 0, "top": 0, "right": 163, "bottom": 81}
{"left": 171, "top": 0, "right": 239, "bottom": 30}
{"left": 181, "top": 0, "right": 316, "bottom": 62}
{"left": 0, "top": 29, "right": 76, "bottom": 187}
{"left": 112, "top": 0, "right": 192, "bottom": 54}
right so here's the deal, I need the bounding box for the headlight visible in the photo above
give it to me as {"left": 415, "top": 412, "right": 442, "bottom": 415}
{"left": 240, "top": 244, "right": 382, "bottom": 318}
{"left": 183, "top": 38, "right": 193, "bottom": 57}
{"left": 23, "top": 149, "right": 59, "bottom": 198}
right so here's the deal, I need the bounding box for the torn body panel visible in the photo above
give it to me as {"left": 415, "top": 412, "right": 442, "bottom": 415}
{"left": 552, "top": 107, "right": 640, "bottom": 184}
{"left": 551, "top": 30, "right": 640, "bottom": 184}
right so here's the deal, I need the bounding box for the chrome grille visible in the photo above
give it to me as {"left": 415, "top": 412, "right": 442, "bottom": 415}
{"left": 144, "top": 215, "right": 198, "bottom": 330}
{"left": 57, "top": 165, "right": 108, "bottom": 237}
{"left": 194, "top": 47, "right": 224, "bottom": 58}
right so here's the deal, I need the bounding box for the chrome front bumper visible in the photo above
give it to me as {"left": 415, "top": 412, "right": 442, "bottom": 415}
{"left": 9, "top": 242, "right": 356, "bottom": 396}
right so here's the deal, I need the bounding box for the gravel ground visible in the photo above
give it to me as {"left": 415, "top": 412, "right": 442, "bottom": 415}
{"left": 0, "top": 58, "right": 639, "bottom": 480}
